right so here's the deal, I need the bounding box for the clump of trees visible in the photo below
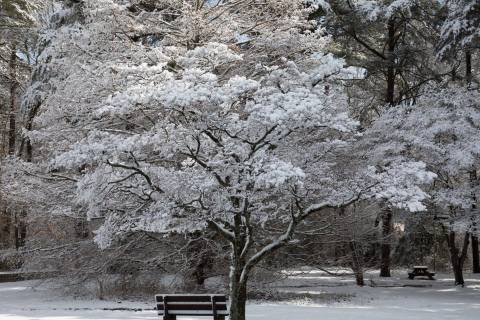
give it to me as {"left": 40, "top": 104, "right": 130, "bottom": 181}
{"left": 0, "top": 0, "right": 479, "bottom": 319}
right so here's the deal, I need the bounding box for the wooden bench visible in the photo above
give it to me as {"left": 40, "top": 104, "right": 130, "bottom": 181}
{"left": 408, "top": 266, "right": 435, "bottom": 280}
{"left": 155, "top": 294, "right": 229, "bottom": 320}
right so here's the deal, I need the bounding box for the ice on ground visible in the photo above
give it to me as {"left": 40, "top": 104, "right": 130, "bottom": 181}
{"left": 0, "top": 270, "right": 480, "bottom": 319}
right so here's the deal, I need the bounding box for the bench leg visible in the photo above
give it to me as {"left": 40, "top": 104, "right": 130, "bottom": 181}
{"left": 214, "top": 316, "right": 225, "bottom": 320}
{"left": 408, "top": 274, "right": 414, "bottom": 280}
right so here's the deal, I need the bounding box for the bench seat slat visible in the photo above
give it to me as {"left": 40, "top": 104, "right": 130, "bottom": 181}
{"left": 157, "top": 304, "right": 227, "bottom": 311}
{"left": 158, "top": 310, "right": 229, "bottom": 315}
{"left": 156, "top": 295, "right": 227, "bottom": 303}
{"left": 158, "top": 301, "right": 227, "bottom": 305}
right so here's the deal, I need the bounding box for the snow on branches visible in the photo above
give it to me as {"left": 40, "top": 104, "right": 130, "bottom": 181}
{"left": 0, "top": 4, "right": 444, "bottom": 305}
{"left": 438, "top": 0, "right": 480, "bottom": 57}
{"left": 2, "top": 0, "right": 439, "bottom": 249}
{"left": 364, "top": 85, "right": 480, "bottom": 230}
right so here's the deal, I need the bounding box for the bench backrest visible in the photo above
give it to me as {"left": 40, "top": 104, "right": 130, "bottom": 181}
{"left": 155, "top": 294, "right": 229, "bottom": 316}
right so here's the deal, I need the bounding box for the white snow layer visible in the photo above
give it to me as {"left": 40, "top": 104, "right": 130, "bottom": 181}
{"left": 0, "top": 270, "right": 480, "bottom": 319}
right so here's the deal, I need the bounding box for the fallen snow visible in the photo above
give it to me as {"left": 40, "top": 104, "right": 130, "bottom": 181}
{"left": 0, "top": 270, "right": 479, "bottom": 319}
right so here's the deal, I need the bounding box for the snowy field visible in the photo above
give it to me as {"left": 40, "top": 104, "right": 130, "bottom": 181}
{"left": 0, "top": 270, "right": 479, "bottom": 320}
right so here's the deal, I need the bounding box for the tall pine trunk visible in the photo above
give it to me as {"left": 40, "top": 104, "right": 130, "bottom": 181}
{"left": 471, "top": 169, "right": 480, "bottom": 273}
{"left": 472, "top": 235, "right": 480, "bottom": 273}
{"left": 8, "top": 45, "right": 21, "bottom": 251}
{"left": 379, "top": 19, "right": 396, "bottom": 278}
{"left": 386, "top": 18, "right": 396, "bottom": 106}
{"left": 380, "top": 207, "right": 393, "bottom": 277}
{"left": 8, "top": 45, "right": 17, "bottom": 155}
{"left": 464, "top": 46, "right": 480, "bottom": 274}
{"left": 465, "top": 49, "right": 472, "bottom": 84}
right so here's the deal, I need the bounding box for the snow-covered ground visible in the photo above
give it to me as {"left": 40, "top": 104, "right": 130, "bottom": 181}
{"left": 0, "top": 270, "right": 479, "bottom": 320}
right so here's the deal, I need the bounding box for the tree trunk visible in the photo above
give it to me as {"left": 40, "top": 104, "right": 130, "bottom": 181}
{"left": 8, "top": 45, "right": 22, "bottom": 250}
{"left": 228, "top": 212, "right": 248, "bottom": 320}
{"left": 446, "top": 230, "right": 469, "bottom": 286}
{"left": 19, "top": 100, "right": 42, "bottom": 162}
{"left": 466, "top": 49, "right": 472, "bottom": 83}
{"left": 26, "top": 139, "right": 33, "bottom": 162}
{"left": 229, "top": 267, "right": 247, "bottom": 320}
{"left": 349, "top": 241, "right": 364, "bottom": 286}
{"left": 386, "top": 18, "right": 396, "bottom": 106}
{"left": 17, "top": 211, "right": 27, "bottom": 249}
{"left": 13, "top": 212, "right": 19, "bottom": 250}
{"left": 452, "top": 260, "right": 464, "bottom": 286}
{"left": 470, "top": 169, "right": 479, "bottom": 273}
{"left": 380, "top": 21, "right": 396, "bottom": 277}
{"left": 380, "top": 207, "right": 393, "bottom": 277}
{"left": 8, "top": 46, "right": 17, "bottom": 155}
{"left": 472, "top": 235, "right": 480, "bottom": 273}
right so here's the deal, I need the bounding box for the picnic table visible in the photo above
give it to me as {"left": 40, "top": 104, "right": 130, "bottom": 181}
{"left": 408, "top": 266, "right": 435, "bottom": 280}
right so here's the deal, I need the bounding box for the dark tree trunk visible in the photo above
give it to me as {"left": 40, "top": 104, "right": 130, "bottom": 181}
{"left": 7, "top": 46, "right": 24, "bottom": 250}
{"left": 13, "top": 212, "right": 26, "bottom": 250}
{"left": 386, "top": 18, "right": 396, "bottom": 106}
{"left": 229, "top": 246, "right": 248, "bottom": 320}
{"left": 472, "top": 235, "right": 480, "bottom": 273}
{"left": 228, "top": 211, "right": 248, "bottom": 320}
{"left": 446, "top": 230, "right": 469, "bottom": 286}
{"left": 470, "top": 169, "right": 479, "bottom": 273}
{"left": 8, "top": 46, "right": 17, "bottom": 155}
{"left": 380, "top": 207, "right": 393, "bottom": 277}
{"left": 466, "top": 49, "right": 472, "bottom": 83}
{"left": 229, "top": 276, "right": 247, "bottom": 320}
{"left": 349, "top": 241, "right": 364, "bottom": 286}
{"left": 19, "top": 100, "right": 42, "bottom": 161}
{"left": 14, "top": 212, "right": 19, "bottom": 250}
{"left": 26, "top": 140, "right": 33, "bottom": 162}
{"left": 378, "top": 19, "right": 396, "bottom": 277}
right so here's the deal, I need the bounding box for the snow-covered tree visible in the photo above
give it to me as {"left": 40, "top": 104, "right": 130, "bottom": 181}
{"left": 322, "top": 0, "right": 444, "bottom": 112}
{"left": 437, "top": 1, "right": 480, "bottom": 274}
{"left": 1, "top": 0, "right": 438, "bottom": 317}
{"left": 0, "top": 0, "right": 44, "bottom": 250}
{"left": 318, "top": 0, "right": 451, "bottom": 277}
{"left": 1, "top": 0, "right": 41, "bottom": 155}
{"left": 437, "top": 0, "right": 480, "bottom": 95}
{"left": 364, "top": 85, "right": 480, "bottom": 285}
{"left": 438, "top": 0, "right": 480, "bottom": 58}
